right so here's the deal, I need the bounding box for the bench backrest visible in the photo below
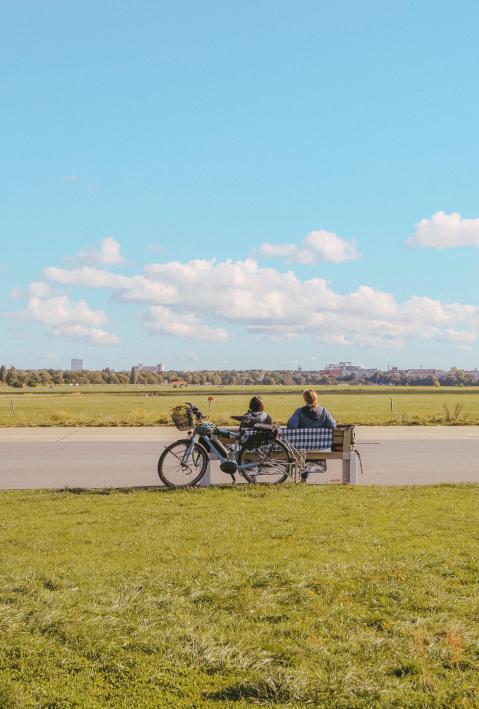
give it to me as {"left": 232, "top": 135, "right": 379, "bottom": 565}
{"left": 219, "top": 424, "right": 355, "bottom": 453}
{"left": 332, "top": 425, "right": 355, "bottom": 452}
{"left": 251, "top": 427, "right": 334, "bottom": 451}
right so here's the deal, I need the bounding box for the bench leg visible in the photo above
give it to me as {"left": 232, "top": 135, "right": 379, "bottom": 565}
{"left": 342, "top": 453, "right": 358, "bottom": 485}
{"left": 349, "top": 451, "right": 358, "bottom": 485}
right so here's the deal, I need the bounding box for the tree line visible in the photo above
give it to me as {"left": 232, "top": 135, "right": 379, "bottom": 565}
{"left": 0, "top": 366, "right": 334, "bottom": 388}
{"left": 0, "top": 365, "right": 478, "bottom": 388}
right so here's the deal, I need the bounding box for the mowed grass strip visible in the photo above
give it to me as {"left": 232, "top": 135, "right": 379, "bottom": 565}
{"left": 1, "top": 486, "right": 479, "bottom": 707}
{"left": 2, "top": 386, "right": 479, "bottom": 426}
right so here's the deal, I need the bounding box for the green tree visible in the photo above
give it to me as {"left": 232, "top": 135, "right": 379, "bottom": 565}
{"left": 52, "top": 371, "right": 64, "bottom": 385}
{"left": 6, "top": 367, "right": 17, "bottom": 387}
{"left": 39, "top": 369, "right": 52, "bottom": 386}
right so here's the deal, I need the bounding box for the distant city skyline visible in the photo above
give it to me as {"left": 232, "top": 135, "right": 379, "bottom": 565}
{"left": 5, "top": 359, "right": 479, "bottom": 375}
{"left": 2, "top": 2, "right": 479, "bottom": 370}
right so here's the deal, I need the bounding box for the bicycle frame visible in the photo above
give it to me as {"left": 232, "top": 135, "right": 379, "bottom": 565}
{"left": 172, "top": 403, "right": 303, "bottom": 483}
{"left": 181, "top": 426, "right": 261, "bottom": 473}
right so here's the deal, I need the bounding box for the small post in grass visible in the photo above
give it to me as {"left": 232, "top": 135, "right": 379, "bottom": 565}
{"left": 208, "top": 395, "right": 213, "bottom": 414}
{"left": 10, "top": 400, "right": 15, "bottom": 416}
{"left": 390, "top": 398, "right": 393, "bottom": 413}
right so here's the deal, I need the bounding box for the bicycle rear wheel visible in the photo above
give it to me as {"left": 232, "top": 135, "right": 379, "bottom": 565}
{"left": 238, "top": 437, "right": 292, "bottom": 484}
{"left": 158, "top": 439, "right": 208, "bottom": 488}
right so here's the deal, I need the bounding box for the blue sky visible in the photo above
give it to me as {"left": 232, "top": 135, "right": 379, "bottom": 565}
{"left": 1, "top": 0, "right": 479, "bottom": 371}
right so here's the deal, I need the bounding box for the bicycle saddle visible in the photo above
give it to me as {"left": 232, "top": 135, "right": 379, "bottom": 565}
{"left": 253, "top": 423, "right": 275, "bottom": 431}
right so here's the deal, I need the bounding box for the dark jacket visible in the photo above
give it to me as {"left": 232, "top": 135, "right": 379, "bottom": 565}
{"left": 245, "top": 410, "right": 273, "bottom": 425}
{"left": 287, "top": 405, "right": 336, "bottom": 429}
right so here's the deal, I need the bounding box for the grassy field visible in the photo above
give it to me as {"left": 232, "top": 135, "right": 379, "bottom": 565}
{"left": 1, "top": 485, "right": 478, "bottom": 707}
{"left": 1, "top": 385, "right": 479, "bottom": 426}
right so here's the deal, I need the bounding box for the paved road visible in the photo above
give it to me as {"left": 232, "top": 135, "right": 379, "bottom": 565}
{"left": 0, "top": 427, "right": 478, "bottom": 489}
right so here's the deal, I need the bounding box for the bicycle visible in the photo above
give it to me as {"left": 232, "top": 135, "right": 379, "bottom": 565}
{"left": 157, "top": 402, "right": 301, "bottom": 488}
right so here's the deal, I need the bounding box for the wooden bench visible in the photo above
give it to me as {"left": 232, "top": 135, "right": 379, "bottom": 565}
{"left": 304, "top": 424, "right": 358, "bottom": 484}
{"left": 200, "top": 424, "right": 358, "bottom": 486}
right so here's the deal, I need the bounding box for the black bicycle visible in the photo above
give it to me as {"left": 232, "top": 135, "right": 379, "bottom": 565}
{"left": 157, "top": 402, "right": 296, "bottom": 487}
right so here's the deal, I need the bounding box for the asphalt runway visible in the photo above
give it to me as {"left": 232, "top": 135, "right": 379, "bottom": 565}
{"left": 0, "top": 426, "right": 478, "bottom": 489}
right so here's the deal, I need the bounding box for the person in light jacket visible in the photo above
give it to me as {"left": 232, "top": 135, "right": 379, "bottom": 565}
{"left": 287, "top": 389, "right": 336, "bottom": 429}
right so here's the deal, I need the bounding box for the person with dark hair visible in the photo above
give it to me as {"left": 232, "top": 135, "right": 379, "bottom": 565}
{"left": 287, "top": 389, "right": 336, "bottom": 429}
{"left": 245, "top": 395, "right": 272, "bottom": 425}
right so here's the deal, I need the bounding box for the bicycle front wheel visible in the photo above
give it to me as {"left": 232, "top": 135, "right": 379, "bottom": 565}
{"left": 158, "top": 439, "right": 209, "bottom": 488}
{"left": 238, "top": 437, "right": 292, "bottom": 484}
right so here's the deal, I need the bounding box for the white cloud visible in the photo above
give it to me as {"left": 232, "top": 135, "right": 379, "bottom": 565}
{"left": 438, "top": 329, "right": 477, "bottom": 344}
{"left": 28, "top": 281, "right": 58, "bottom": 298}
{"left": 45, "top": 266, "right": 130, "bottom": 288}
{"left": 24, "top": 295, "right": 107, "bottom": 327}
{"left": 146, "top": 306, "right": 229, "bottom": 342}
{"left": 408, "top": 211, "right": 479, "bottom": 248}
{"left": 22, "top": 295, "right": 120, "bottom": 345}
{"left": 258, "top": 229, "right": 360, "bottom": 264}
{"left": 45, "top": 266, "right": 178, "bottom": 303}
{"left": 42, "top": 256, "right": 479, "bottom": 349}
{"left": 10, "top": 281, "right": 58, "bottom": 301}
{"left": 54, "top": 325, "right": 120, "bottom": 345}
{"left": 78, "top": 237, "right": 125, "bottom": 265}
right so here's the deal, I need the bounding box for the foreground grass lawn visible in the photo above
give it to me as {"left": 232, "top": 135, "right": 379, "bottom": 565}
{"left": 1, "top": 487, "right": 479, "bottom": 707}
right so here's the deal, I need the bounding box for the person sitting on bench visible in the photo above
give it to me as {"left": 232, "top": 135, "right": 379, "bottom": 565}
{"left": 287, "top": 389, "right": 335, "bottom": 481}
{"left": 244, "top": 395, "right": 273, "bottom": 425}
{"left": 287, "top": 389, "right": 336, "bottom": 429}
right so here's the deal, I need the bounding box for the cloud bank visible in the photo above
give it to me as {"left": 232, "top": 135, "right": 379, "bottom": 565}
{"left": 10, "top": 232, "right": 479, "bottom": 350}
{"left": 42, "top": 255, "right": 479, "bottom": 348}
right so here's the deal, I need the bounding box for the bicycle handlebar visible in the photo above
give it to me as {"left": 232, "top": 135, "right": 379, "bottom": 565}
{"left": 185, "top": 401, "right": 206, "bottom": 419}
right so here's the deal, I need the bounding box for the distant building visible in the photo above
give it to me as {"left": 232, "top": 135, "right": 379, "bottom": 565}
{"left": 358, "top": 369, "right": 379, "bottom": 380}
{"left": 71, "top": 358, "right": 83, "bottom": 371}
{"left": 321, "top": 367, "right": 342, "bottom": 378}
{"left": 463, "top": 370, "right": 479, "bottom": 382}
{"left": 405, "top": 369, "right": 444, "bottom": 378}
{"left": 137, "top": 363, "right": 165, "bottom": 374}
{"left": 324, "top": 362, "right": 366, "bottom": 377}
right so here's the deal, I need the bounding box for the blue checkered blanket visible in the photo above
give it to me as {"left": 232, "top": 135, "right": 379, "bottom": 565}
{"left": 241, "top": 427, "right": 333, "bottom": 451}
